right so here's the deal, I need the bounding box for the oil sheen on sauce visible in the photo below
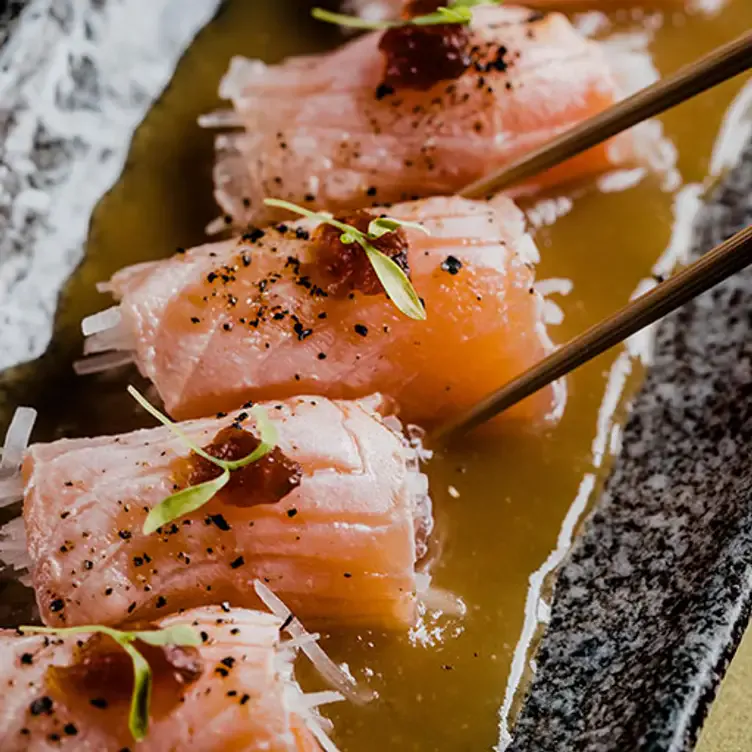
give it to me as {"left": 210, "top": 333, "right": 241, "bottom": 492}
{"left": 0, "top": 1, "right": 751, "bottom": 750}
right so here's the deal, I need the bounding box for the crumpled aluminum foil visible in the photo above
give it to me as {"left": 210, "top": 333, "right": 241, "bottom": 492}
{"left": 0, "top": 0, "right": 220, "bottom": 371}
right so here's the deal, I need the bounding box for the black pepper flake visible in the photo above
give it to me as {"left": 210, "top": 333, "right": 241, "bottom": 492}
{"left": 64, "top": 481, "right": 73, "bottom": 487}
{"left": 191, "top": 317, "right": 201, "bottom": 324}
{"left": 230, "top": 628, "right": 241, "bottom": 635}
{"left": 133, "top": 556, "right": 144, "bottom": 567}
{"left": 220, "top": 657, "right": 236, "bottom": 669}
{"left": 344, "top": 572, "right": 352, "bottom": 578}
{"left": 207, "top": 514, "right": 231, "bottom": 531}
{"left": 30, "top": 696, "right": 53, "bottom": 716}
{"left": 207, "top": 272, "right": 218, "bottom": 283}
{"left": 240, "top": 693, "right": 251, "bottom": 705}
{"left": 200, "top": 631, "right": 209, "bottom": 643}
{"left": 375, "top": 83, "right": 395, "bottom": 100}
{"left": 223, "top": 323, "right": 233, "bottom": 332}
{"left": 20, "top": 652, "right": 33, "bottom": 665}
{"left": 366, "top": 186, "right": 377, "bottom": 196}
{"left": 49, "top": 733, "right": 61, "bottom": 742}
{"left": 49, "top": 599, "right": 64, "bottom": 613}
{"left": 295, "top": 227, "right": 310, "bottom": 241}
{"left": 317, "top": 353, "right": 327, "bottom": 360}
{"left": 354, "top": 324, "right": 368, "bottom": 337}
{"left": 287, "top": 508, "right": 298, "bottom": 518}
{"left": 441, "top": 255, "right": 463, "bottom": 275}
{"left": 118, "top": 530, "right": 132, "bottom": 541}
{"left": 156, "top": 596, "right": 167, "bottom": 609}
{"left": 90, "top": 698, "right": 108, "bottom": 709}
{"left": 230, "top": 556, "right": 245, "bottom": 569}
{"left": 63, "top": 724, "right": 78, "bottom": 736}
{"left": 215, "top": 666, "right": 229, "bottom": 678}
{"left": 104, "top": 588, "right": 113, "bottom": 596}
{"left": 220, "top": 602, "right": 231, "bottom": 613}
{"left": 244, "top": 228, "right": 265, "bottom": 243}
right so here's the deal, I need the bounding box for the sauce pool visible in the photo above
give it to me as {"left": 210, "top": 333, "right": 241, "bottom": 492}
{"left": 0, "top": 1, "right": 750, "bottom": 750}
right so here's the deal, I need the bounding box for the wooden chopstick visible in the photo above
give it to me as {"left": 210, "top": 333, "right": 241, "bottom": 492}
{"left": 460, "top": 30, "right": 752, "bottom": 199}
{"left": 432, "top": 224, "right": 752, "bottom": 443}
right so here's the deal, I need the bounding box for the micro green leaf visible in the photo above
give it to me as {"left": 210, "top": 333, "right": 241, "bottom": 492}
{"left": 123, "top": 641, "right": 151, "bottom": 742}
{"left": 135, "top": 624, "right": 203, "bottom": 648}
{"left": 368, "top": 217, "right": 430, "bottom": 239}
{"left": 311, "top": 1, "right": 498, "bottom": 30}
{"left": 128, "top": 390, "right": 278, "bottom": 533}
{"left": 263, "top": 198, "right": 427, "bottom": 320}
{"left": 127, "top": 386, "right": 217, "bottom": 466}
{"left": 143, "top": 472, "right": 230, "bottom": 535}
{"left": 19, "top": 623, "right": 200, "bottom": 742}
{"left": 363, "top": 247, "right": 427, "bottom": 320}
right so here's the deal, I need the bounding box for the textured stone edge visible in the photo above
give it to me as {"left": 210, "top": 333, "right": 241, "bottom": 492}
{"left": 0, "top": 0, "right": 221, "bottom": 370}
{"left": 510, "top": 139, "right": 752, "bottom": 752}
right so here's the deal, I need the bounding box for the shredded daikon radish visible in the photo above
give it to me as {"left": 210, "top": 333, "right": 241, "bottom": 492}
{"left": 282, "top": 632, "right": 321, "bottom": 651}
{"left": 82, "top": 306, "right": 122, "bottom": 337}
{"left": 0, "top": 407, "right": 37, "bottom": 475}
{"left": 206, "top": 215, "right": 229, "bottom": 235}
{"left": 0, "top": 476, "right": 23, "bottom": 508}
{"left": 301, "top": 691, "right": 345, "bottom": 710}
{"left": 0, "top": 517, "right": 31, "bottom": 572}
{"left": 83, "top": 326, "right": 134, "bottom": 356}
{"left": 74, "top": 351, "right": 135, "bottom": 376}
{"left": 198, "top": 110, "right": 245, "bottom": 129}
{"left": 254, "top": 580, "right": 375, "bottom": 704}
{"left": 416, "top": 573, "right": 467, "bottom": 617}
{"left": 304, "top": 715, "right": 342, "bottom": 752}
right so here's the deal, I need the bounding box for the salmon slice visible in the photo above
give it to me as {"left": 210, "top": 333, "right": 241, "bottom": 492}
{"left": 346, "top": 0, "right": 685, "bottom": 16}
{"left": 0, "top": 606, "right": 327, "bottom": 751}
{"left": 82, "top": 195, "right": 563, "bottom": 427}
{"left": 23, "top": 395, "right": 432, "bottom": 630}
{"left": 208, "top": 5, "right": 629, "bottom": 227}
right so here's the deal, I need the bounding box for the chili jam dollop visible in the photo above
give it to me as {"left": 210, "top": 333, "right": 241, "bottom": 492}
{"left": 310, "top": 209, "right": 411, "bottom": 297}
{"left": 378, "top": 22, "right": 471, "bottom": 92}
{"left": 180, "top": 426, "right": 302, "bottom": 508}
{"left": 47, "top": 629, "right": 203, "bottom": 719}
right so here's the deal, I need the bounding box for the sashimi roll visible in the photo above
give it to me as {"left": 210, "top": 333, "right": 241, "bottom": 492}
{"left": 346, "top": 0, "right": 686, "bottom": 17}
{"left": 79, "top": 195, "right": 563, "bottom": 427}
{"left": 0, "top": 606, "right": 333, "bottom": 751}
{"left": 206, "top": 5, "right": 632, "bottom": 227}
{"left": 17, "top": 395, "right": 432, "bottom": 630}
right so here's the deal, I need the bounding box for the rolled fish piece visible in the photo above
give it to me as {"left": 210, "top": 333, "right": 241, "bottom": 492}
{"left": 78, "top": 195, "right": 564, "bottom": 428}
{"left": 0, "top": 605, "right": 335, "bottom": 751}
{"left": 20, "top": 395, "right": 432, "bottom": 631}
{"left": 207, "top": 5, "right": 636, "bottom": 227}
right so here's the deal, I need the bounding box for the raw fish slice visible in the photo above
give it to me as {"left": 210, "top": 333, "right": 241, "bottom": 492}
{"left": 82, "top": 195, "right": 563, "bottom": 428}
{"left": 0, "top": 606, "right": 328, "bottom": 751}
{"left": 209, "top": 5, "right": 630, "bottom": 227}
{"left": 23, "top": 395, "right": 432, "bottom": 630}
{"left": 346, "top": 0, "right": 686, "bottom": 16}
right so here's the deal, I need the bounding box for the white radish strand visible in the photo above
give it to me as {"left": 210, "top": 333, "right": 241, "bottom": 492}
{"left": 82, "top": 306, "right": 122, "bottom": 337}
{"left": 254, "top": 580, "right": 375, "bottom": 705}
{"left": 0, "top": 517, "right": 31, "bottom": 573}
{"left": 198, "top": 110, "right": 245, "bottom": 129}
{"left": 0, "top": 407, "right": 36, "bottom": 507}
{"left": 74, "top": 351, "right": 135, "bottom": 376}
{"left": 0, "top": 407, "right": 37, "bottom": 473}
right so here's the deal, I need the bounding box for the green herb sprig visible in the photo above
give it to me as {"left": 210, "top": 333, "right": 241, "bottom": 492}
{"left": 312, "top": 0, "right": 499, "bottom": 31}
{"left": 263, "top": 198, "right": 427, "bottom": 320}
{"left": 19, "top": 623, "right": 201, "bottom": 742}
{"left": 128, "top": 386, "right": 277, "bottom": 534}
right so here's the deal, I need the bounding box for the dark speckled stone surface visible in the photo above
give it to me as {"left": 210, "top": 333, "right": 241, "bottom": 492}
{"left": 510, "top": 141, "right": 752, "bottom": 751}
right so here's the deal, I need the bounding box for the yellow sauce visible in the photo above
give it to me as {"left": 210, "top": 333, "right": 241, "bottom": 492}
{"left": 1, "top": 1, "right": 751, "bottom": 749}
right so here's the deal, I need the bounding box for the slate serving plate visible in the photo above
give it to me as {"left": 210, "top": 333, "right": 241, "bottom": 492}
{"left": 0, "top": 2, "right": 750, "bottom": 750}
